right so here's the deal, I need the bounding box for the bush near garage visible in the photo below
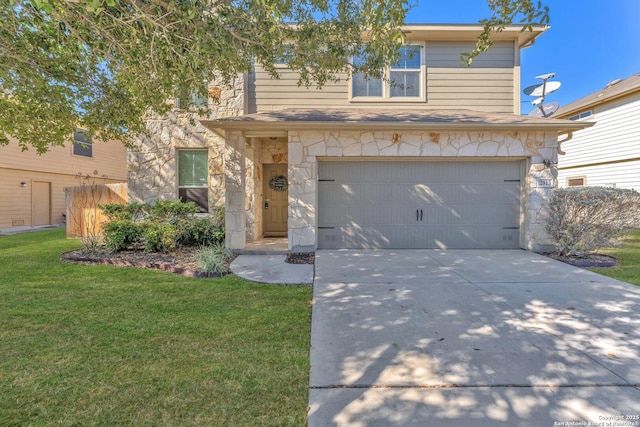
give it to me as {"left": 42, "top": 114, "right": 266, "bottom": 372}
{"left": 99, "top": 201, "right": 225, "bottom": 253}
{"left": 546, "top": 187, "right": 640, "bottom": 257}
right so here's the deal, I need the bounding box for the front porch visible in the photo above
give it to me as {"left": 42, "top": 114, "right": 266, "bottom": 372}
{"left": 237, "top": 237, "right": 289, "bottom": 255}
{"left": 222, "top": 134, "right": 302, "bottom": 252}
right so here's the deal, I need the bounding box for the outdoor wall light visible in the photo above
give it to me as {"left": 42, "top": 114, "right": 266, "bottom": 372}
{"left": 20, "top": 182, "right": 27, "bottom": 187}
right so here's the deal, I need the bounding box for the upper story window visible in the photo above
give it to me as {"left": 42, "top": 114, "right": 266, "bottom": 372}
{"left": 568, "top": 110, "right": 592, "bottom": 121}
{"left": 177, "top": 86, "right": 208, "bottom": 110}
{"left": 73, "top": 129, "right": 92, "bottom": 158}
{"left": 178, "top": 149, "right": 209, "bottom": 213}
{"left": 351, "top": 44, "right": 424, "bottom": 101}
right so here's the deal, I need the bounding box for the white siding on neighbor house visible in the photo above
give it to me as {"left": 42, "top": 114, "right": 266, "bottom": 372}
{"left": 249, "top": 41, "right": 515, "bottom": 113}
{"left": 557, "top": 94, "right": 640, "bottom": 190}
{"left": 558, "top": 160, "right": 640, "bottom": 190}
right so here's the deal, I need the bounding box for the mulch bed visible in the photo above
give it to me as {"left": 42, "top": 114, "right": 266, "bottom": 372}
{"left": 285, "top": 252, "right": 315, "bottom": 264}
{"left": 544, "top": 253, "right": 619, "bottom": 268}
{"left": 61, "top": 247, "right": 225, "bottom": 278}
{"left": 62, "top": 247, "right": 316, "bottom": 277}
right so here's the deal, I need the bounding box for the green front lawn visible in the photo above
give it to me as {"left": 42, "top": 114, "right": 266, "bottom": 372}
{"left": 589, "top": 229, "right": 640, "bottom": 286}
{"left": 0, "top": 229, "right": 311, "bottom": 426}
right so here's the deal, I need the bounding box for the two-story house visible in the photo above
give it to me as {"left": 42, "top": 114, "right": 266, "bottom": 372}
{"left": 0, "top": 132, "right": 127, "bottom": 230}
{"left": 127, "top": 24, "right": 592, "bottom": 253}
{"left": 555, "top": 73, "right": 640, "bottom": 190}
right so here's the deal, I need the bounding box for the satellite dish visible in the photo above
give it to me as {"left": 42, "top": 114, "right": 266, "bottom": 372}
{"left": 523, "top": 81, "right": 561, "bottom": 97}
{"left": 535, "top": 72, "right": 555, "bottom": 80}
{"left": 528, "top": 102, "right": 560, "bottom": 118}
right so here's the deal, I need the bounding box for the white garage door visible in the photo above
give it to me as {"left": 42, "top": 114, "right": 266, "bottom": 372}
{"left": 318, "top": 161, "right": 522, "bottom": 249}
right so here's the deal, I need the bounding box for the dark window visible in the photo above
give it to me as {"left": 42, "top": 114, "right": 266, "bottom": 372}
{"left": 177, "top": 86, "right": 208, "bottom": 110}
{"left": 178, "top": 150, "right": 208, "bottom": 212}
{"left": 568, "top": 111, "right": 592, "bottom": 121}
{"left": 567, "top": 177, "right": 586, "bottom": 187}
{"left": 73, "top": 129, "right": 92, "bottom": 157}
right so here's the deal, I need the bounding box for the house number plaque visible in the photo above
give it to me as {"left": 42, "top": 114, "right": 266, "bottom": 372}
{"left": 269, "top": 175, "right": 288, "bottom": 192}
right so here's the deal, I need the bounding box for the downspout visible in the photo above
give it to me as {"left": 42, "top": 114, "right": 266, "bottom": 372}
{"left": 556, "top": 131, "right": 573, "bottom": 155}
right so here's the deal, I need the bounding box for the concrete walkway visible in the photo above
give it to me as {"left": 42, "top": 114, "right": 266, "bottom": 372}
{"left": 309, "top": 249, "right": 640, "bottom": 426}
{"left": 230, "top": 255, "right": 314, "bottom": 285}
{"left": 0, "top": 224, "right": 64, "bottom": 235}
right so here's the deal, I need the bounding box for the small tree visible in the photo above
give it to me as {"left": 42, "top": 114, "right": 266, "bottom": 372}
{"left": 546, "top": 187, "right": 640, "bottom": 257}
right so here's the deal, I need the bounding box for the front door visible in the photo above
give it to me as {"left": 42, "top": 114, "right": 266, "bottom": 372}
{"left": 263, "top": 164, "right": 288, "bottom": 236}
{"left": 33, "top": 181, "right": 51, "bottom": 226}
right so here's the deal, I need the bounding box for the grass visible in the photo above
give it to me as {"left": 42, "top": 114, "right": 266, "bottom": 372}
{"left": 0, "top": 229, "right": 311, "bottom": 426}
{"left": 589, "top": 229, "right": 640, "bottom": 286}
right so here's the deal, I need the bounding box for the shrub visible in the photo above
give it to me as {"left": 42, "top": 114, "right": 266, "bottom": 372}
{"left": 143, "top": 222, "right": 178, "bottom": 253}
{"left": 147, "top": 200, "right": 199, "bottom": 223}
{"left": 195, "top": 245, "right": 233, "bottom": 274}
{"left": 103, "top": 220, "right": 141, "bottom": 252}
{"left": 546, "top": 187, "right": 640, "bottom": 256}
{"left": 100, "top": 202, "right": 146, "bottom": 222}
{"left": 209, "top": 206, "right": 225, "bottom": 228}
{"left": 178, "top": 217, "right": 225, "bottom": 247}
{"left": 100, "top": 200, "right": 225, "bottom": 254}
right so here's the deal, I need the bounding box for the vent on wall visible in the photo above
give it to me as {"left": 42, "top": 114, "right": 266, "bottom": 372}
{"left": 12, "top": 219, "right": 25, "bottom": 226}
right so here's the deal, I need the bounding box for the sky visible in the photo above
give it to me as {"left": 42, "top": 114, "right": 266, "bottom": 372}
{"left": 405, "top": 0, "right": 640, "bottom": 115}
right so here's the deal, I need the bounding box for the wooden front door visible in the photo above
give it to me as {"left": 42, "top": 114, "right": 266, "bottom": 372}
{"left": 263, "top": 164, "right": 288, "bottom": 236}
{"left": 33, "top": 181, "right": 51, "bottom": 226}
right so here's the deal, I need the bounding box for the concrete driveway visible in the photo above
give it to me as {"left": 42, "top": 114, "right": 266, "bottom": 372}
{"left": 308, "top": 250, "right": 640, "bottom": 426}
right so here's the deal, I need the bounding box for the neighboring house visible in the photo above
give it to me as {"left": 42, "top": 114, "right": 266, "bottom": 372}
{"left": 554, "top": 73, "right": 640, "bottom": 190}
{"left": 0, "top": 132, "right": 127, "bottom": 229}
{"left": 128, "top": 24, "right": 592, "bottom": 253}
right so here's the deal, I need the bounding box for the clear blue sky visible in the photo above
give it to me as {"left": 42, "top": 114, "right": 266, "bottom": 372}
{"left": 405, "top": 0, "right": 640, "bottom": 114}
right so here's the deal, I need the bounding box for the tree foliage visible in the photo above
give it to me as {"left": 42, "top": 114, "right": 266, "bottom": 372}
{"left": 0, "top": 0, "right": 548, "bottom": 153}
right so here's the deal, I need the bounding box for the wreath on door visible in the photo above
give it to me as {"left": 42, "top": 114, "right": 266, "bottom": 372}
{"left": 269, "top": 175, "right": 288, "bottom": 192}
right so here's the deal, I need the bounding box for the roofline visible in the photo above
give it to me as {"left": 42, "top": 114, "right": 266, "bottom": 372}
{"left": 395, "top": 24, "right": 548, "bottom": 48}
{"left": 555, "top": 85, "right": 640, "bottom": 118}
{"left": 202, "top": 118, "right": 593, "bottom": 138}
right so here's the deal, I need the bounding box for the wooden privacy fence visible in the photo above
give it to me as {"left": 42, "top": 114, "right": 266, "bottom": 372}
{"left": 65, "top": 183, "right": 127, "bottom": 238}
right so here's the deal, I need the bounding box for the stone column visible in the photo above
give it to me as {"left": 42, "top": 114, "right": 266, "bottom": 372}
{"left": 244, "top": 139, "right": 256, "bottom": 242}
{"left": 522, "top": 132, "right": 558, "bottom": 252}
{"left": 224, "top": 131, "right": 246, "bottom": 250}
{"left": 288, "top": 132, "right": 317, "bottom": 252}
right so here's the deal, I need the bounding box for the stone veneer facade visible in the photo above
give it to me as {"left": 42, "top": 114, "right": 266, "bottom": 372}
{"left": 127, "top": 75, "right": 245, "bottom": 208}
{"left": 224, "top": 128, "right": 559, "bottom": 253}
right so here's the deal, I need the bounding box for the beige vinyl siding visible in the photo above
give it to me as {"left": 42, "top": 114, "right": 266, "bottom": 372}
{"left": 250, "top": 41, "right": 516, "bottom": 113}
{"left": 557, "top": 94, "right": 640, "bottom": 190}
{"left": 0, "top": 168, "right": 124, "bottom": 228}
{"left": 248, "top": 67, "right": 349, "bottom": 112}
{"left": 0, "top": 138, "right": 126, "bottom": 228}
{"left": 0, "top": 139, "right": 127, "bottom": 180}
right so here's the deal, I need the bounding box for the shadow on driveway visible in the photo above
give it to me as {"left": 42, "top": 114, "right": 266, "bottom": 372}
{"left": 308, "top": 250, "right": 640, "bottom": 426}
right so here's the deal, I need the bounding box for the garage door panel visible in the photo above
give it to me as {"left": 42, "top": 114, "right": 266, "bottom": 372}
{"left": 318, "top": 226, "right": 520, "bottom": 249}
{"left": 318, "top": 161, "right": 522, "bottom": 249}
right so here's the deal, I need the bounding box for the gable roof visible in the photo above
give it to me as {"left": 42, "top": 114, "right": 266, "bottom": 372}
{"left": 395, "top": 24, "right": 547, "bottom": 48}
{"left": 202, "top": 108, "right": 593, "bottom": 138}
{"left": 555, "top": 73, "right": 640, "bottom": 118}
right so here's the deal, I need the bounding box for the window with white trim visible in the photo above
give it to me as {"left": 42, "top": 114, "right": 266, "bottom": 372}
{"left": 178, "top": 150, "right": 209, "bottom": 212}
{"left": 351, "top": 44, "right": 424, "bottom": 101}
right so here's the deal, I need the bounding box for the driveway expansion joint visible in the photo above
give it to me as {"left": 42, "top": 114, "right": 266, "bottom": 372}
{"left": 310, "top": 383, "right": 640, "bottom": 390}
